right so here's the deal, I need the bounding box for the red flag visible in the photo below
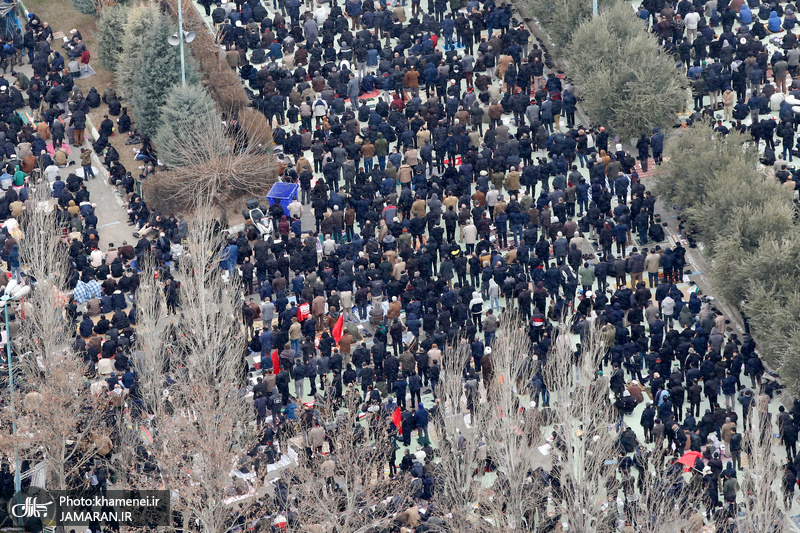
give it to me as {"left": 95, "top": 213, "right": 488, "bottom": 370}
{"left": 271, "top": 349, "right": 280, "bottom": 374}
{"left": 331, "top": 313, "right": 344, "bottom": 343}
{"left": 296, "top": 302, "right": 310, "bottom": 322}
{"left": 391, "top": 406, "right": 402, "bottom": 435}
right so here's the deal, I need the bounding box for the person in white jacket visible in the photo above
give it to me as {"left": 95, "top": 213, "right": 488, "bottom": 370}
{"left": 313, "top": 95, "right": 329, "bottom": 126}
{"left": 469, "top": 291, "right": 484, "bottom": 330}
{"left": 684, "top": 10, "right": 701, "bottom": 43}
{"left": 661, "top": 295, "right": 676, "bottom": 326}
{"left": 461, "top": 220, "right": 478, "bottom": 254}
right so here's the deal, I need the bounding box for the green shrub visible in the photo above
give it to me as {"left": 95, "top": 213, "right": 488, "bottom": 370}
{"left": 97, "top": 5, "right": 128, "bottom": 72}
{"left": 653, "top": 124, "right": 754, "bottom": 213}
{"left": 71, "top": 0, "right": 97, "bottom": 15}
{"left": 657, "top": 122, "right": 800, "bottom": 392}
{"left": 566, "top": 2, "right": 687, "bottom": 139}
{"left": 119, "top": 6, "right": 199, "bottom": 138}
{"left": 154, "top": 85, "right": 227, "bottom": 168}
{"left": 525, "top": 0, "right": 616, "bottom": 49}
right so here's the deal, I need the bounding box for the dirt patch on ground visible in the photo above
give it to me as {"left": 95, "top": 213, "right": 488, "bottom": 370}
{"left": 25, "top": 0, "right": 140, "bottom": 190}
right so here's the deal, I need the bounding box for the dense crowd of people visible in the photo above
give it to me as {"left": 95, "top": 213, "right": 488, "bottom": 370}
{"left": 0, "top": 0, "right": 798, "bottom": 529}
{"left": 0, "top": 8, "right": 152, "bottom": 521}
{"left": 645, "top": 0, "right": 800, "bottom": 173}
{"left": 163, "top": 0, "right": 800, "bottom": 529}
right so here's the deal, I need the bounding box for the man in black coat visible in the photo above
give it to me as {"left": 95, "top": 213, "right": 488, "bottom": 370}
{"left": 641, "top": 402, "right": 656, "bottom": 443}
{"left": 610, "top": 364, "right": 625, "bottom": 396}
{"left": 401, "top": 408, "right": 414, "bottom": 446}
{"left": 276, "top": 369, "right": 291, "bottom": 405}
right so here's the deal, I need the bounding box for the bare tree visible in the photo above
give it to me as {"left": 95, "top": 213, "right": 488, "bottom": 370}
{"left": 129, "top": 259, "right": 171, "bottom": 416}
{"left": 428, "top": 314, "right": 619, "bottom": 531}
{"left": 0, "top": 183, "right": 104, "bottom": 490}
{"left": 625, "top": 448, "right": 691, "bottom": 533}
{"left": 7, "top": 352, "right": 104, "bottom": 490}
{"left": 736, "top": 395, "right": 786, "bottom": 532}
{"left": 471, "top": 316, "right": 549, "bottom": 530}
{"left": 433, "top": 340, "right": 486, "bottom": 526}
{"left": 17, "top": 182, "right": 69, "bottom": 285}
{"left": 653, "top": 123, "right": 755, "bottom": 214}
{"left": 122, "top": 206, "right": 260, "bottom": 533}
{"left": 143, "top": 107, "right": 280, "bottom": 218}
{"left": 565, "top": 2, "right": 686, "bottom": 140}
{"left": 284, "top": 394, "right": 407, "bottom": 533}
{"left": 541, "top": 319, "right": 620, "bottom": 532}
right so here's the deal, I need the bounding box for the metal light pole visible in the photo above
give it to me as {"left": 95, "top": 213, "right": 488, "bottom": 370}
{"left": 168, "top": 0, "right": 196, "bottom": 88}
{"left": 2, "top": 290, "right": 22, "bottom": 526}
{"left": 593, "top": 0, "right": 598, "bottom": 16}
{"left": 177, "top": 0, "right": 186, "bottom": 88}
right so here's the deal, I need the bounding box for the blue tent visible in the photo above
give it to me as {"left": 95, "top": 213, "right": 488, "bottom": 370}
{"left": 0, "top": 1, "right": 19, "bottom": 39}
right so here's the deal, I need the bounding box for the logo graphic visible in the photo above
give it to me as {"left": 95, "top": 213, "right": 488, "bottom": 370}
{"left": 8, "top": 490, "right": 55, "bottom": 522}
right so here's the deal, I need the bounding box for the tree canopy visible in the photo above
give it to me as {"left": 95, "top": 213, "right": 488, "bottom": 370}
{"left": 118, "top": 4, "right": 200, "bottom": 138}
{"left": 566, "top": 2, "right": 687, "bottom": 140}
{"left": 656, "top": 123, "right": 800, "bottom": 392}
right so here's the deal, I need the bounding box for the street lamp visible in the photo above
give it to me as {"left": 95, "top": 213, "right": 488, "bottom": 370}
{"left": 167, "top": 0, "right": 196, "bottom": 88}
{"left": 2, "top": 278, "right": 30, "bottom": 523}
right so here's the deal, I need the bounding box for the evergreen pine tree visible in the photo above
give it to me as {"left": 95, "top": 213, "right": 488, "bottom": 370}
{"left": 97, "top": 5, "right": 128, "bottom": 72}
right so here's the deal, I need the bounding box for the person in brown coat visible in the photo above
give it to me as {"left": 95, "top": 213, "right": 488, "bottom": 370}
{"left": 324, "top": 308, "right": 339, "bottom": 331}
{"left": 312, "top": 295, "right": 326, "bottom": 330}
{"left": 504, "top": 167, "right": 521, "bottom": 195}
{"left": 295, "top": 47, "right": 308, "bottom": 66}
{"left": 403, "top": 147, "right": 419, "bottom": 166}
{"left": 471, "top": 189, "right": 486, "bottom": 207}
{"left": 416, "top": 126, "right": 430, "bottom": 147}
{"left": 392, "top": 260, "right": 406, "bottom": 280}
{"left": 361, "top": 140, "right": 375, "bottom": 171}
{"left": 311, "top": 74, "right": 326, "bottom": 93}
{"left": 36, "top": 121, "right": 50, "bottom": 141}
{"left": 454, "top": 108, "right": 470, "bottom": 127}
{"left": 721, "top": 418, "right": 736, "bottom": 448}
{"left": 403, "top": 67, "right": 420, "bottom": 96}
{"left": 497, "top": 54, "right": 513, "bottom": 81}
{"left": 411, "top": 197, "right": 426, "bottom": 218}
{"left": 481, "top": 348, "right": 494, "bottom": 393}
{"left": 488, "top": 101, "right": 504, "bottom": 128}
{"left": 296, "top": 156, "right": 312, "bottom": 173}
{"left": 386, "top": 296, "right": 402, "bottom": 320}
{"left": 226, "top": 48, "right": 242, "bottom": 68}
{"left": 527, "top": 205, "right": 539, "bottom": 226}
{"left": 398, "top": 163, "right": 413, "bottom": 186}
{"left": 21, "top": 155, "right": 36, "bottom": 174}
{"left": 491, "top": 170, "right": 505, "bottom": 191}
{"left": 339, "top": 331, "right": 353, "bottom": 365}
{"left": 626, "top": 380, "right": 645, "bottom": 403}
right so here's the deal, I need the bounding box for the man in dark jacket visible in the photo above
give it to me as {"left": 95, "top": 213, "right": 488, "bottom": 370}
{"left": 414, "top": 403, "right": 430, "bottom": 445}
{"left": 401, "top": 408, "right": 414, "bottom": 446}
{"left": 650, "top": 127, "right": 664, "bottom": 164}
{"left": 408, "top": 371, "right": 422, "bottom": 407}
{"left": 641, "top": 402, "right": 656, "bottom": 442}
{"left": 72, "top": 108, "right": 86, "bottom": 147}
{"left": 276, "top": 369, "right": 291, "bottom": 405}
{"left": 393, "top": 376, "right": 407, "bottom": 409}
{"left": 636, "top": 134, "right": 650, "bottom": 172}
